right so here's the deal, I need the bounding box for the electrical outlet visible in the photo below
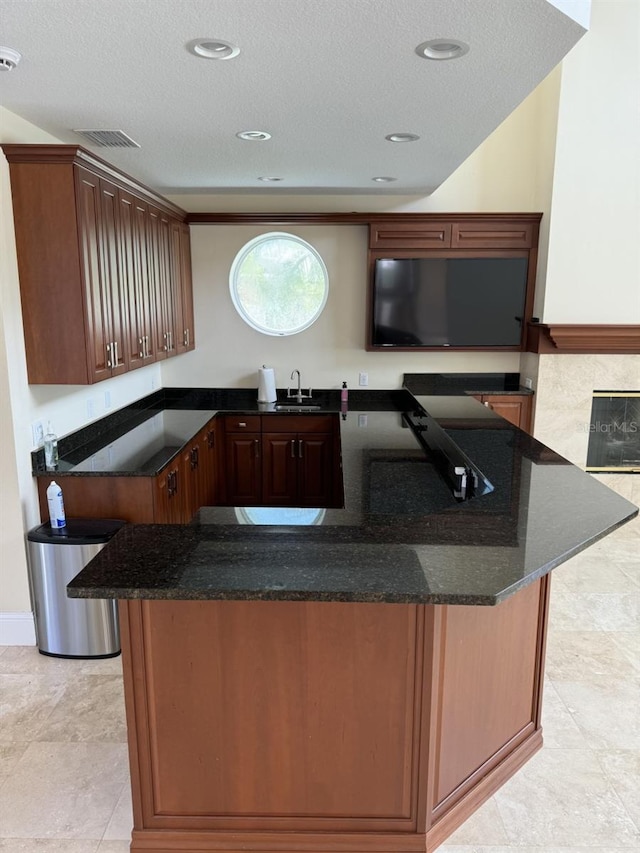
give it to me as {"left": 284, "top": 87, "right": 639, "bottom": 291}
{"left": 87, "top": 398, "right": 97, "bottom": 419}
{"left": 358, "top": 414, "right": 368, "bottom": 428}
{"left": 359, "top": 372, "right": 368, "bottom": 387}
{"left": 104, "top": 390, "right": 112, "bottom": 409}
{"left": 31, "top": 420, "right": 44, "bottom": 447}
{"left": 524, "top": 377, "right": 533, "bottom": 390}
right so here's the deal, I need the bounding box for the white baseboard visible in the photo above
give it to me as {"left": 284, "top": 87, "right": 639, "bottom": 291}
{"left": 0, "top": 611, "right": 36, "bottom": 645}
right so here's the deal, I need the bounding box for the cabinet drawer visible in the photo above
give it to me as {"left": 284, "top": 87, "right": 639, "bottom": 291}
{"left": 223, "top": 415, "right": 261, "bottom": 432}
{"left": 451, "top": 222, "right": 534, "bottom": 249}
{"left": 263, "top": 414, "right": 335, "bottom": 433}
{"left": 369, "top": 222, "right": 452, "bottom": 249}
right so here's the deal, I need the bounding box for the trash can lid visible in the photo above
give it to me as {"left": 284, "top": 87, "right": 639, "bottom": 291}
{"left": 27, "top": 518, "right": 126, "bottom": 545}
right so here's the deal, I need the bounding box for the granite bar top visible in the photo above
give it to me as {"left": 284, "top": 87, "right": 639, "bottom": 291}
{"left": 404, "top": 372, "right": 533, "bottom": 396}
{"left": 68, "top": 390, "right": 638, "bottom": 605}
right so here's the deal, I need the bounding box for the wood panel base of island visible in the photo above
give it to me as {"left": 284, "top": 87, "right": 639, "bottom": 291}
{"left": 118, "top": 576, "right": 550, "bottom": 852}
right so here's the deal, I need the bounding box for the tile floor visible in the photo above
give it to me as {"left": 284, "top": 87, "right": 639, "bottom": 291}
{"left": 0, "top": 517, "right": 637, "bottom": 853}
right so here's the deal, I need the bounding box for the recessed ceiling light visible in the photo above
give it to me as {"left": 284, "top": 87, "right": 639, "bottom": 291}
{"left": 415, "top": 39, "right": 470, "bottom": 60}
{"left": 372, "top": 176, "right": 397, "bottom": 182}
{"left": 236, "top": 130, "right": 271, "bottom": 141}
{"left": 385, "top": 133, "right": 420, "bottom": 143}
{"left": 258, "top": 176, "right": 283, "bottom": 182}
{"left": 187, "top": 39, "right": 240, "bottom": 60}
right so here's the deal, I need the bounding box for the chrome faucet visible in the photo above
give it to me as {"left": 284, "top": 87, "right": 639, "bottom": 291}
{"left": 287, "top": 369, "right": 312, "bottom": 403}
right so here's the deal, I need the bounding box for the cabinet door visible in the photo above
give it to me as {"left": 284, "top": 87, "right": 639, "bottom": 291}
{"left": 262, "top": 433, "right": 299, "bottom": 506}
{"left": 184, "top": 428, "right": 215, "bottom": 520}
{"left": 176, "top": 223, "right": 195, "bottom": 353}
{"left": 98, "top": 180, "right": 128, "bottom": 375}
{"left": 154, "top": 465, "right": 182, "bottom": 523}
{"left": 225, "top": 434, "right": 262, "bottom": 505}
{"left": 201, "top": 421, "right": 218, "bottom": 508}
{"left": 118, "top": 190, "right": 155, "bottom": 370}
{"left": 479, "top": 395, "right": 532, "bottom": 432}
{"left": 298, "top": 433, "right": 334, "bottom": 507}
{"left": 165, "top": 218, "right": 183, "bottom": 358}
{"left": 149, "top": 207, "right": 175, "bottom": 359}
{"left": 75, "top": 167, "right": 113, "bottom": 382}
{"left": 369, "top": 221, "right": 451, "bottom": 249}
{"left": 117, "top": 189, "right": 145, "bottom": 371}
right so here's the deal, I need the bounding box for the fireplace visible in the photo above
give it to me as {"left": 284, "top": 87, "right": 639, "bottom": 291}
{"left": 586, "top": 392, "right": 640, "bottom": 473}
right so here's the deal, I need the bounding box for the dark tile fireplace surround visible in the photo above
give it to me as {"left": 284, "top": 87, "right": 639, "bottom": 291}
{"left": 586, "top": 392, "right": 640, "bottom": 473}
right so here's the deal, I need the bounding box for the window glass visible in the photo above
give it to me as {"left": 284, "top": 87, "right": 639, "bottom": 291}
{"left": 229, "top": 232, "right": 329, "bottom": 335}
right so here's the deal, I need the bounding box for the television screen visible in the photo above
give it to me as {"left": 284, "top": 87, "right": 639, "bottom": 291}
{"left": 371, "top": 257, "right": 528, "bottom": 347}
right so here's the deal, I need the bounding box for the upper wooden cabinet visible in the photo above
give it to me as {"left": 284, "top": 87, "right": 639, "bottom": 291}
{"left": 369, "top": 221, "right": 452, "bottom": 250}
{"left": 368, "top": 214, "right": 539, "bottom": 250}
{"left": 3, "top": 144, "right": 194, "bottom": 384}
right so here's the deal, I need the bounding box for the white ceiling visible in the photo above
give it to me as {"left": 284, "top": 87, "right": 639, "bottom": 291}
{"left": 0, "top": 0, "right": 588, "bottom": 195}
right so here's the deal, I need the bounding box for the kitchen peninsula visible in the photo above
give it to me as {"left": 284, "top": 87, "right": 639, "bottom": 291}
{"left": 65, "top": 378, "right": 637, "bottom": 853}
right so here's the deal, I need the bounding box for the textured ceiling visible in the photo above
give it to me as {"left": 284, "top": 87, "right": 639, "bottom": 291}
{"left": 0, "top": 0, "right": 588, "bottom": 194}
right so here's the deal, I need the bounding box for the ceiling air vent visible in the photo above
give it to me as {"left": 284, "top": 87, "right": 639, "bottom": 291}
{"left": 73, "top": 129, "right": 140, "bottom": 148}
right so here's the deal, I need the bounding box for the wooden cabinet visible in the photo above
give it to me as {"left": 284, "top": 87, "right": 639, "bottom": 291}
{"left": 3, "top": 144, "right": 193, "bottom": 385}
{"left": 224, "top": 433, "right": 263, "bottom": 505}
{"left": 368, "top": 216, "right": 538, "bottom": 251}
{"left": 223, "top": 414, "right": 340, "bottom": 508}
{"left": 366, "top": 214, "right": 541, "bottom": 353}
{"left": 117, "top": 575, "right": 549, "bottom": 849}
{"left": 36, "top": 416, "right": 218, "bottom": 524}
{"left": 369, "top": 221, "right": 451, "bottom": 249}
{"left": 473, "top": 394, "right": 533, "bottom": 432}
{"left": 263, "top": 429, "right": 334, "bottom": 507}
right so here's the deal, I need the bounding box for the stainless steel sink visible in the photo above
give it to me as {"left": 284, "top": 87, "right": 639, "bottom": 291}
{"left": 274, "top": 404, "right": 322, "bottom": 412}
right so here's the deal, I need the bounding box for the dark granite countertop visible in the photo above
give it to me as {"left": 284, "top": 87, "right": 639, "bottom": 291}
{"left": 33, "top": 388, "right": 414, "bottom": 477}
{"left": 67, "top": 382, "right": 638, "bottom": 606}
{"left": 404, "top": 372, "right": 533, "bottom": 396}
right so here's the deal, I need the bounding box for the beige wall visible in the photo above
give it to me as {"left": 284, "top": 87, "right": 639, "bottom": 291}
{"left": 543, "top": 0, "right": 640, "bottom": 322}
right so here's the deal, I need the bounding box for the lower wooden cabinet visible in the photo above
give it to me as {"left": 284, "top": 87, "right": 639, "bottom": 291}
{"left": 473, "top": 394, "right": 532, "bottom": 432}
{"left": 222, "top": 414, "right": 340, "bottom": 508}
{"left": 36, "top": 417, "right": 219, "bottom": 524}
{"left": 263, "top": 432, "right": 334, "bottom": 507}
{"left": 224, "top": 433, "right": 263, "bottom": 505}
{"left": 117, "top": 575, "right": 549, "bottom": 849}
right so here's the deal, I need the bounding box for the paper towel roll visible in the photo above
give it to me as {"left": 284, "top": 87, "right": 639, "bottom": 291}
{"left": 258, "top": 367, "right": 277, "bottom": 403}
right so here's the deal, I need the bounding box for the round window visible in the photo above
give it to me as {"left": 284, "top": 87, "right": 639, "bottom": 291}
{"left": 229, "top": 232, "right": 329, "bottom": 336}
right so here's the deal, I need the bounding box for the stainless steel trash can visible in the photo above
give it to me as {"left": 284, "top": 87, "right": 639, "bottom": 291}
{"left": 27, "top": 518, "right": 125, "bottom": 658}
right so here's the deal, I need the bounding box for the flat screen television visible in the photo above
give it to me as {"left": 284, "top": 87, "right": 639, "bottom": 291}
{"left": 370, "top": 257, "right": 529, "bottom": 348}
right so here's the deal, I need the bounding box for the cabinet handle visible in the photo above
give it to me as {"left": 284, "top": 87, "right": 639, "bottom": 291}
{"left": 184, "top": 328, "right": 190, "bottom": 347}
{"left": 298, "top": 439, "right": 303, "bottom": 458}
{"left": 143, "top": 335, "right": 149, "bottom": 358}
{"left": 238, "top": 422, "right": 247, "bottom": 428}
{"left": 106, "top": 342, "right": 112, "bottom": 368}
{"left": 169, "top": 330, "right": 173, "bottom": 350}
{"left": 207, "top": 430, "right": 215, "bottom": 449}
{"left": 291, "top": 439, "right": 296, "bottom": 458}
{"left": 114, "top": 341, "right": 120, "bottom": 365}
{"left": 139, "top": 337, "right": 144, "bottom": 358}
{"left": 190, "top": 446, "right": 199, "bottom": 469}
{"left": 168, "top": 469, "right": 177, "bottom": 496}
{"left": 163, "top": 332, "right": 168, "bottom": 352}
{"left": 254, "top": 439, "right": 260, "bottom": 458}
